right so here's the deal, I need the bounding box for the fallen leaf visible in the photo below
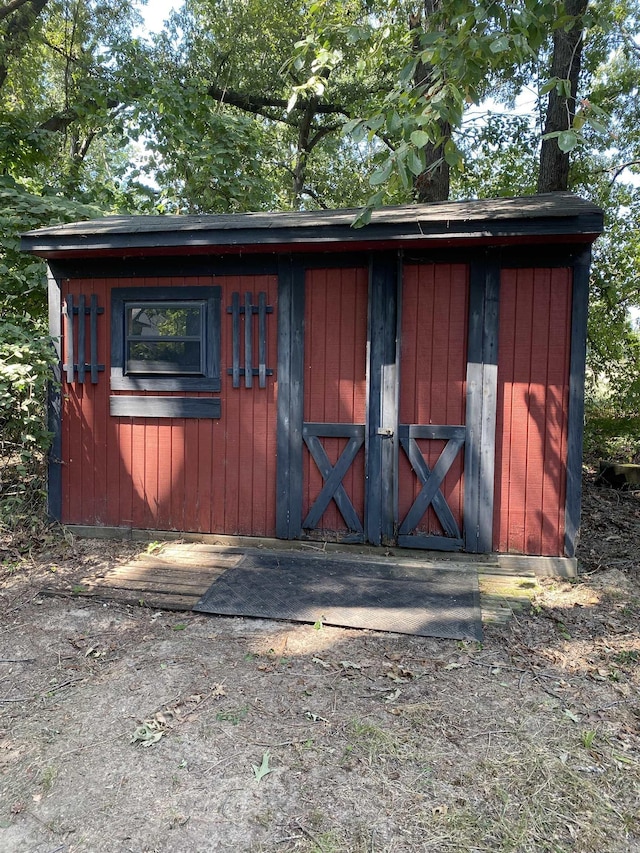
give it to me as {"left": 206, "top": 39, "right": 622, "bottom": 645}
{"left": 383, "top": 688, "right": 401, "bottom": 704}
{"left": 305, "top": 711, "right": 329, "bottom": 723}
{"left": 252, "top": 751, "right": 273, "bottom": 782}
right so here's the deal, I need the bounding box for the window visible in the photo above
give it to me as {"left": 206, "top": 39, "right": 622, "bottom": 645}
{"left": 125, "top": 302, "right": 205, "bottom": 375}
{"left": 111, "top": 286, "right": 221, "bottom": 392}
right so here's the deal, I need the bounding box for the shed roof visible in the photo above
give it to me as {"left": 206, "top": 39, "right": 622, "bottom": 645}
{"left": 21, "top": 192, "right": 603, "bottom": 258}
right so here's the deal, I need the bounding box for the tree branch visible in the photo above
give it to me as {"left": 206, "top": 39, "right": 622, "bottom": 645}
{"left": 307, "top": 121, "right": 344, "bottom": 151}
{"left": 38, "top": 98, "right": 120, "bottom": 132}
{"left": 206, "top": 83, "right": 348, "bottom": 119}
{"left": 606, "top": 160, "right": 640, "bottom": 185}
{"left": 301, "top": 185, "right": 329, "bottom": 208}
{"left": 0, "top": 0, "right": 48, "bottom": 89}
{"left": 0, "top": 0, "right": 34, "bottom": 23}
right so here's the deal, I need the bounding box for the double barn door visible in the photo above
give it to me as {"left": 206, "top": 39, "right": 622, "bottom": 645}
{"left": 277, "top": 257, "right": 472, "bottom": 551}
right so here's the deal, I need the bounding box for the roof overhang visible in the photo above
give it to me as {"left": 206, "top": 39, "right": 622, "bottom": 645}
{"left": 21, "top": 193, "right": 604, "bottom": 260}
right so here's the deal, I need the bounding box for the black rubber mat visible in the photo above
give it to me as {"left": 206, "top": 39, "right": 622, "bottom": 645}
{"left": 193, "top": 552, "right": 482, "bottom": 640}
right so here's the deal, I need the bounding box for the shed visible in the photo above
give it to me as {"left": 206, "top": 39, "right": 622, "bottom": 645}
{"left": 22, "top": 193, "right": 603, "bottom": 574}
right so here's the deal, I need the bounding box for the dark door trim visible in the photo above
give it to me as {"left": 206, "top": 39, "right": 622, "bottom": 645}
{"left": 366, "top": 253, "right": 400, "bottom": 544}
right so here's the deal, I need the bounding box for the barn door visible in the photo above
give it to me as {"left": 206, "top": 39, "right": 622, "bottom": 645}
{"left": 395, "top": 264, "right": 469, "bottom": 551}
{"left": 276, "top": 257, "right": 473, "bottom": 551}
{"left": 300, "top": 267, "right": 369, "bottom": 543}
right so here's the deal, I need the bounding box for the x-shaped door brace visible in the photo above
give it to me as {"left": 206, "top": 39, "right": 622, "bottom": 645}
{"left": 302, "top": 422, "right": 365, "bottom": 533}
{"left": 398, "top": 424, "right": 466, "bottom": 539}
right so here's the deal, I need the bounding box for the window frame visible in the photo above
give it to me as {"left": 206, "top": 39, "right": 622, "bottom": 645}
{"left": 110, "top": 286, "right": 221, "bottom": 391}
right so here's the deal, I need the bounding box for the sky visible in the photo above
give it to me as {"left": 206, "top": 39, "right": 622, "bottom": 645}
{"left": 137, "top": 0, "right": 180, "bottom": 35}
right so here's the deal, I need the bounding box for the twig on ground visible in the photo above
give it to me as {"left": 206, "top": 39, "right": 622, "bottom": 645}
{"left": 295, "top": 821, "right": 328, "bottom": 852}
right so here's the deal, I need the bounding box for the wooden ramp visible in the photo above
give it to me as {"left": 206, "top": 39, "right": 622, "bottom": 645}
{"left": 39, "top": 543, "right": 538, "bottom": 626}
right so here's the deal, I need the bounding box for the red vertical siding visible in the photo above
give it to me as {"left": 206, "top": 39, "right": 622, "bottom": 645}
{"left": 303, "top": 267, "right": 368, "bottom": 534}
{"left": 493, "top": 268, "right": 572, "bottom": 555}
{"left": 398, "top": 264, "right": 468, "bottom": 535}
{"left": 59, "top": 274, "right": 278, "bottom": 537}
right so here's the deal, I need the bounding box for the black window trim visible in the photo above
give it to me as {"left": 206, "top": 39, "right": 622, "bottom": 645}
{"left": 111, "top": 285, "right": 221, "bottom": 391}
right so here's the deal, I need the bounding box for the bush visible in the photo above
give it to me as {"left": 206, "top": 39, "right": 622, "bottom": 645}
{"left": 584, "top": 406, "right": 640, "bottom": 465}
{"left": 0, "top": 318, "right": 55, "bottom": 528}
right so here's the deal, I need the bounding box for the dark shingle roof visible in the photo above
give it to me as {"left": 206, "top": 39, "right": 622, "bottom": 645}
{"left": 21, "top": 193, "right": 603, "bottom": 257}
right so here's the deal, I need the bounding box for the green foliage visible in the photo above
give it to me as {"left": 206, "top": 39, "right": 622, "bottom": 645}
{"left": 0, "top": 319, "right": 54, "bottom": 527}
{"left": 0, "top": 1, "right": 153, "bottom": 532}
{"left": 583, "top": 411, "right": 640, "bottom": 463}
{"left": 0, "top": 179, "right": 99, "bottom": 528}
{"left": 0, "top": 178, "right": 100, "bottom": 317}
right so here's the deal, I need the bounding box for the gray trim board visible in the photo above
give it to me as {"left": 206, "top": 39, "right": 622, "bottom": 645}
{"left": 366, "top": 253, "right": 399, "bottom": 545}
{"left": 464, "top": 256, "right": 500, "bottom": 553}
{"left": 109, "top": 396, "right": 221, "bottom": 418}
{"left": 47, "top": 267, "right": 63, "bottom": 522}
{"left": 564, "top": 248, "right": 591, "bottom": 558}
{"left": 275, "top": 257, "right": 305, "bottom": 538}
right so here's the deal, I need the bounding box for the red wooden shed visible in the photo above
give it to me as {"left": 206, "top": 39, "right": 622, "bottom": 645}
{"left": 22, "top": 193, "right": 603, "bottom": 574}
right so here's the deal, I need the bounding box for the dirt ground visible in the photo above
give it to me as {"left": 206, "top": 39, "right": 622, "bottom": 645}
{"left": 1, "top": 476, "right": 639, "bottom": 853}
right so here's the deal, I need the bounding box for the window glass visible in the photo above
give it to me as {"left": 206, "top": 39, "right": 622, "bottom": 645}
{"left": 125, "top": 301, "right": 204, "bottom": 374}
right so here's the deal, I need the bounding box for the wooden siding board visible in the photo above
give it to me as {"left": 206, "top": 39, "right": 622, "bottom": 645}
{"left": 184, "top": 417, "right": 199, "bottom": 530}
{"left": 525, "top": 269, "right": 552, "bottom": 554}
{"left": 104, "top": 273, "right": 278, "bottom": 537}
{"left": 493, "top": 270, "right": 516, "bottom": 551}
{"left": 565, "top": 253, "right": 590, "bottom": 557}
{"left": 465, "top": 265, "right": 484, "bottom": 552}
{"left": 543, "top": 271, "right": 572, "bottom": 553}
{"left": 140, "top": 419, "right": 156, "bottom": 528}
{"left": 398, "top": 264, "right": 468, "bottom": 542}
{"left": 494, "top": 267, "right": 572, "bottom": 556}
{"left": 170, "top": 406, "right": 187, "bottom": 528}
{"left": 302, "top": 267, "right": 367, "bottom": 536}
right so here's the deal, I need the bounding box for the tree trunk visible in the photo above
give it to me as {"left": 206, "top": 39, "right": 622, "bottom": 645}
{"left": 411, "top": 1, "right": 450, "bottom": 203}
{"left": 538, "top": 0, "right": 588, "bottom": 193}
{"left": 0, "top": 0, "right": 48, "bottom": 90}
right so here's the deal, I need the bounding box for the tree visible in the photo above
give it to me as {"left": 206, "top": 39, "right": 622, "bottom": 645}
{"left": 0, "top": 0, "right": 154, "bottom": 209}
{"left": 0, "top": 0, "right": 154, "bottom": 522}
{"left": 538, "top": 0, "right": 589, "bottom": 192}
{"left": 134, "top": 0, "right": 404, "bottom": 211}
